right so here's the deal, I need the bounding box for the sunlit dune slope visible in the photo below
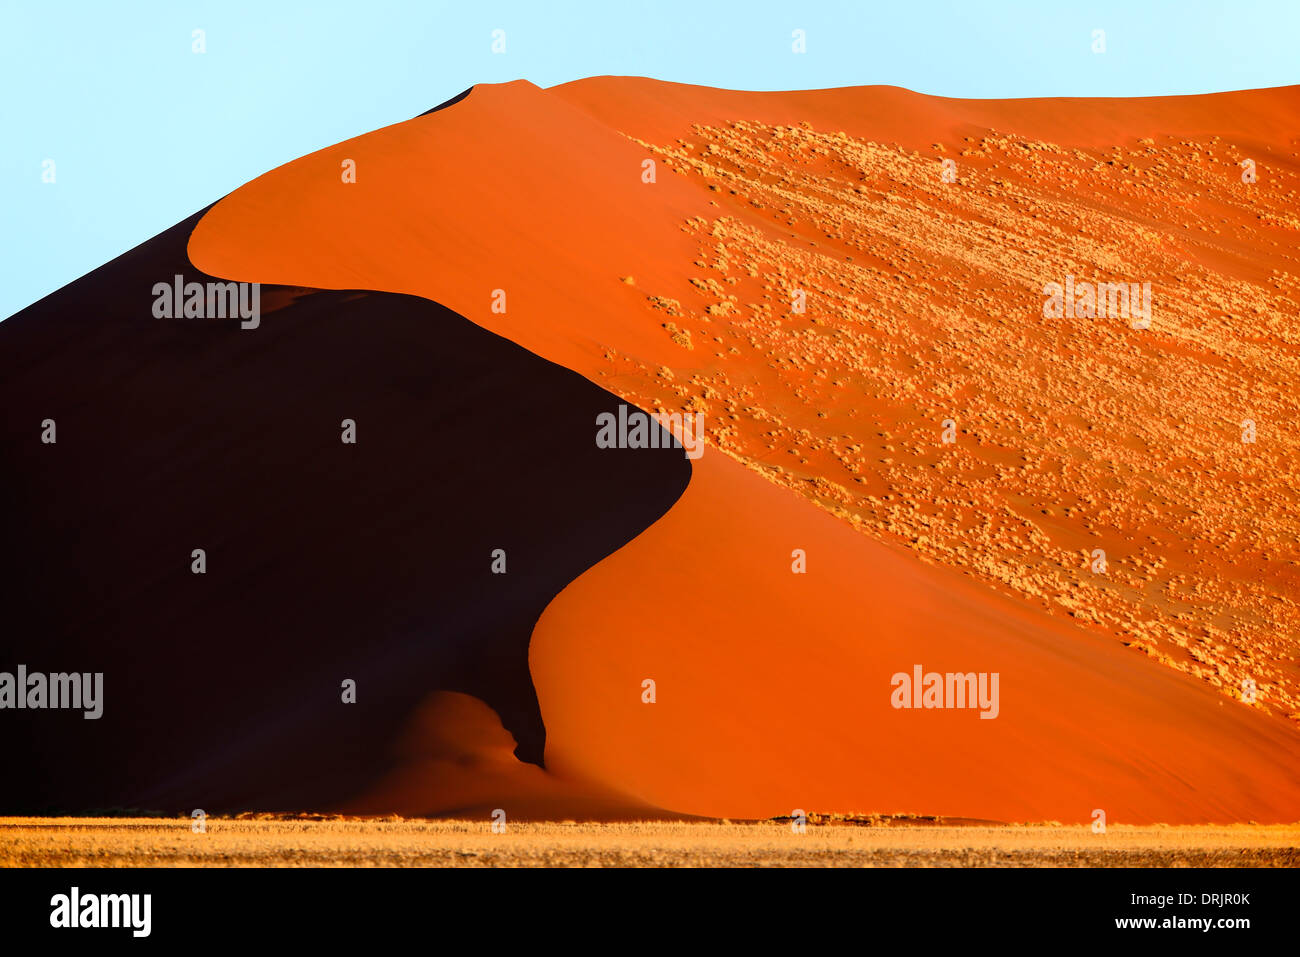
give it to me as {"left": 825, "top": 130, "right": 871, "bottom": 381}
{"left": 533, "top": 448, "right": 1300, "bottom": 822}
{"left": 190, "top": 77, "right": 1300, "bottom": 823}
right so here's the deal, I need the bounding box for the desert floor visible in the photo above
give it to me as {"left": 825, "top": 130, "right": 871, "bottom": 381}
{"left": 1, "top": 817, "right": 1296, "bottom": 867}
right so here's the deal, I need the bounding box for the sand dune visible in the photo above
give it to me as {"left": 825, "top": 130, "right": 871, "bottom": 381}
{"left": 185, "top": 77, "right": 1300, "bottom": 823}
{"left": 4, "top": 77, "right": 1298, "bottom": 824}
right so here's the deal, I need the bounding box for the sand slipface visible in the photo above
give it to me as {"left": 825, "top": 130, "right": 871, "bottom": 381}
{"left": 72, "top": 76, "right": 1300, "bottom": 825}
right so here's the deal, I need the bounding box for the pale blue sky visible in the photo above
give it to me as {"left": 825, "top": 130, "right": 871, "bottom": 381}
{"left": 3, "top": 0, "right": 1297, "bottom": 319}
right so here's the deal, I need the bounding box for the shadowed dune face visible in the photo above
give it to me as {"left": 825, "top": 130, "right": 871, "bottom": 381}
{"left": 0, "top": 211, "right": 689, "bottom": 814}
{"left": 187, "top": 78, "right": 1300, "bottom": 824}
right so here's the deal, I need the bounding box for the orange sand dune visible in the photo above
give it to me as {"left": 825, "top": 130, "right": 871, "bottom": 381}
{"left": 190, "top": 77, "right": 1300, "bottom": 823}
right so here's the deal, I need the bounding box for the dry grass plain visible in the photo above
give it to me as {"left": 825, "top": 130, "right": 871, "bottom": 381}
{"left": 2, "top": 817, "right": 1296, "bottom": 867}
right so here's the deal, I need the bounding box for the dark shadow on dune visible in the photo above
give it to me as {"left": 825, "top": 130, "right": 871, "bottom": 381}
{"left": 416, "top": 86, "right": 473, "bottom": 118}
{"left": 0, "top": 209, "right": 690, "bottom": 814}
